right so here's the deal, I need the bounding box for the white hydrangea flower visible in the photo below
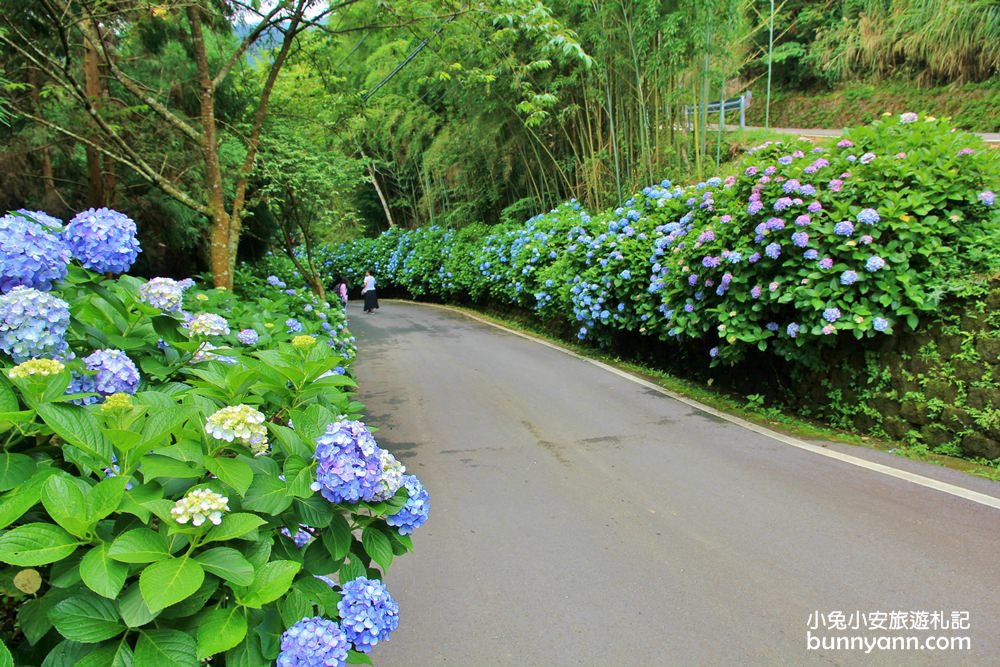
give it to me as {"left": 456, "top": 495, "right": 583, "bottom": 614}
{"left": 171, "top": 488, "right": 229, "bottom": 526}
{"left": 205, "top": 404, "right": 269, "bottom": 455}
{"left": 187, "top": 312, "right": 230, "bottom": 336}
{"left": 373, "top": 449, "right": 405, "bottom": 502}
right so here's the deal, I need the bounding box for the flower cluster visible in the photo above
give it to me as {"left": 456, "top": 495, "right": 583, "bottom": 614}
{"left": 170, "top": 487, "right": 230, "bottom": 526}
{"left": 280, "top": 525, "right": 314, "bottom": 548}
{"left": 386, "top": 475, "right": 430, "bottom": 535}
{"left": 237, "top": 328, "right": 259, "bottom": 345}
{"left": 205, "top": 404, "right": 269, "bottom": 455}
{"left": 0, "top": 287, "right": 70, "bottom": 362}
{"left": 191, "top": 341, "right": 237, "bottom": 364}
{"left": 286, "top": 318, "right": 303, "bottom": 333}
{"left": 337, "top": 577, "right": 399, "bottom": 653}
{"left": 277, "top": 616, "right": 348, "bottom": 667}
{"left": 373, "top": 449, "right": 405, "bottom": 502}
{"left": 0, "top": 212, "right": 70, "bottom": 293}
{"left": 140, "top": 277, "right": 185, "bottom": 313}
{"left": 292, "top": 335, "right": 316, "bottom": 349}
{"left": 312, "top": 420, "right": 385, "bottom": 504}
{"left": 84, "top": 349, "right": 141, "bottom": 397}
{"left": 101, "top": 392, "right": 134, "bottom": 412}
{"left": 8, "top": 358, "right": 65, "bottom": 380}
{"left": 187, "top": 312, "right": 230, "bottom": 336}
{"left": 64, "top": 208, "right": 141, "bottom": 274}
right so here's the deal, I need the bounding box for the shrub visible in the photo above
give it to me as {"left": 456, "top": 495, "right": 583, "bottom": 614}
{"left": 305, "top": 115, "right": 998, "bottom": 368}
{"left": 0, "top": 209, "right": 428, "bottom": 665}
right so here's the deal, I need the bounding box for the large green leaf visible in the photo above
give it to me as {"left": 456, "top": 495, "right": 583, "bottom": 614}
{"left": 203, "top": 456, "right": 253, "bottom": 497}
{"left": 80, "top": 543, "right": 129, "bottom": 599}
{"left": 0, "top": 523, "right": 81, "bottom": 565}
{"left": 323, "top": 511, "right": 353, "bottom": 561}
{"left": 140, "top": 454, "right": 203, "bottom": 480}
{"left": 108, "top": 528, "right": 171, "bottom": 563}
{"left": 35, "top": 403, "right": 113, "bottom": 463}
{"left": 89, "top": 475, "right": 129, "bottom": 522}
{"left": 202, "top": 513, "right": 266, "bottom": 544}
{"left": 118, "top": 584, "right": 159, "bottom": 628}
{"left": 361, "top": 526, "right": 394, "bottom": 572}
{"left": 236, "top": 560, "right": 301, "bottom": 608}
{"left": 0, "top": 467, "right": 58, "bottom": 529}
{"left": 0, "top": 375, "right": 17, "bottom": 412}
{"left": 49, "top": 593, "right": 125, "bottom": 643}
{"left": 194, "top": 547, "right": 254, "bottom": 586}
{"left": 139, "top": 405, "right": 198, "bottom": 451}
{"left": 0, "top": 638, "right": 12, "bottom": 667}
{"left": 134, "top": 629, "right": 198, "bottom": 667}
{"left": 76, "top": 638, "right": 134, "bottom": 667}
{"left": 196, "top": 607, "right": 248, "bottom": 659}
{"left": 139, "top": 557, "right": 205, "bottom": 612}
{"left": 243, "top": 475, "right": 292, "bottom": 515}
{"left": 42, "top": 475, "right": 91, "bottom": 537}
{"left": 0, "top": 453, "right": 36, "bottom": 492}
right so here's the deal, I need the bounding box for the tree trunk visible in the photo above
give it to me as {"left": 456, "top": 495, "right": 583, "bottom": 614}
{"left": 367, "top": 162, "right": 395, "bottom": 228}
{"left": 188, "top": 5, "right": 232, "bottom": 288}
{"left": 83, "top": 34, "right": 105, "bottom": 207}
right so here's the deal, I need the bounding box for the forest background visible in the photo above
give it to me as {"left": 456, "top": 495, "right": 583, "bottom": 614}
{"left": 1, "top": 0, "right": 997, "bottom": 284}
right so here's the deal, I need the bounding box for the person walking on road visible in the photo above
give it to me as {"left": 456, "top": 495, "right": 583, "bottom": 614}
{"left": 334, "top": 277, "right": 349, "bottom": 310}
{"left": 362, "top": 270, "right": 379, "bottom": 314}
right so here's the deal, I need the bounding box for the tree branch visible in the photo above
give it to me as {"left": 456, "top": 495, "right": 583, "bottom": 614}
{"left": 20, "top": 112, "right": 211, "bottom": 215}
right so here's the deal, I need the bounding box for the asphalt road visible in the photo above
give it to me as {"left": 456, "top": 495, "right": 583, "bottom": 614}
{"left": 347, "top": 300, "right": 1000, "bottom": 667}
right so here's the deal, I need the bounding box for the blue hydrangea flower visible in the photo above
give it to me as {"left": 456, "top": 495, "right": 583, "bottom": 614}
{"left": 66, "top": 370, "right": 99, "bottom": 406}
{"left": 84, "top": 349, "right": 140, "bottom": 397}
{"left": 65, "top": 208, "right": 141, "bottom": 273}
{"left": 856, "top": 208, "right": 880, "bottom": 225}
{"left": 277, "top": 616, "right": 348, "bottom": 667}
{"left": 312, "top": 420, "right": 385, "bottom": 504}
{"left": 140, "top": 277, "right": 184, "bottom": 312}
{"left": 765, "top": 243, "right": 781, "bottom": 259}
{"left": 787, "top": 322, "right": 800, "bottom": 338}
{"left": 980, "top": 191, "right": 995, "bottom": 206}
{"left": 0, "top": 286, "right": 70, "bottom": 362}
{"left": 834, "top": 221, "right": 854, "bottom": 236}
{"left": 0, "top": 212, "right": 70, "bottom": 293}
{"left": 864, "top": 256, "right": 885, "bottom": 272}
{"left": 803, "top": 249, "right": 819, "bottom": 260}
{"left": 237, "top": 328, "right": 259, "bottom": 345}
{"left": 338, "top": 577, "right": 399, "bottom": 653}
{"left": 872, "top": 317, "right": 890, "bottom": 332}
{"left": 286, "top": 318, "right": 303, "bottom": 333}
{"left": 386, "top": 474, "right": 430, "bottom": 535}
{"left": 840, "top": 270, "right": 859, "bottom": 285}
{"left": 822, "top": 308, "right": 841, "bottom": 323}
{"left": 280, "top": 525, "right": 314, "bottom": 548}
{"left": 791, "top": 232, "right": 809, "bottom": 248}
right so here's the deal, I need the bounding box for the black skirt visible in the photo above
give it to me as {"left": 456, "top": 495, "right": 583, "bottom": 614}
{"left": 363, "top": 290, "right": 379, "bottom": 312}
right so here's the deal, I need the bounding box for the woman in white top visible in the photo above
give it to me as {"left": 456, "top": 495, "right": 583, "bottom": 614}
{"left": 361, "top": 270, "right": 379, "bottom": 313}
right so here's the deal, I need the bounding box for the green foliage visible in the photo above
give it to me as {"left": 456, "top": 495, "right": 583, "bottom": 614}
{"left": 0, "top": 262, "right": 420, "bottom": 665}
{"left": 293, "top": 116, "right": 998, "bottom": 372}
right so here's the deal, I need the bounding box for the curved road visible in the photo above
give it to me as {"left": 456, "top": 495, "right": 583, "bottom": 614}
{"left": 348, "top": 301, "right": 1000, "bottom": 666}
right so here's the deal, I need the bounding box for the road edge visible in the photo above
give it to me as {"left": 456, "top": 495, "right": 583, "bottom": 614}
{"left": 395, "top": 299, "right": 1000, "bottom": 511}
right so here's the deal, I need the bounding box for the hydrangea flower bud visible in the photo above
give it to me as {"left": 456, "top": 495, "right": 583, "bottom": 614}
{"left": 8, "top": 357, "right": 65, "bottom": 379}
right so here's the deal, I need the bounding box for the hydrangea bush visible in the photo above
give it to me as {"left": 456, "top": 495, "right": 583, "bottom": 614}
{"left": 301, "top": 115, "right": 998, "bottom": 369}
{"left": 0, "top": 209, "right": 429, "bottom": 665}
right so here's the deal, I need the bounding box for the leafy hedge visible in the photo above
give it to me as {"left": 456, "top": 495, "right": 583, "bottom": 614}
{"left": 274, "top": 114, "right": 997, "bottom": 371}
{"left": 0, "top": 211, "right": 428, "bottom": 665}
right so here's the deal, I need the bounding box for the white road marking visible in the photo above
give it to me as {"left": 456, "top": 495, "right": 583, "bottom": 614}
{"left": 403, "top": 300, "right": 1000, "bottom": 511}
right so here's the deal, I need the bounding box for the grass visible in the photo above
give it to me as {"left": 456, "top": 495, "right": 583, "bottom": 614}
{"left": 409, "top": 298, "right": 1000, "bottom": 483}
{"left": 744, "top": 80, "right": 1000, "bottom": 133}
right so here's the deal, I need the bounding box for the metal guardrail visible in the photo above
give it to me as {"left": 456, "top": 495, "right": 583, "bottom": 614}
{"left": 684, "top": 91, "right": 752, "bottom": 129}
